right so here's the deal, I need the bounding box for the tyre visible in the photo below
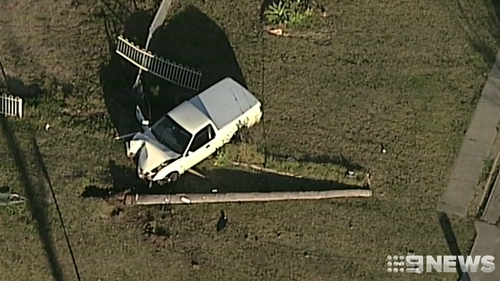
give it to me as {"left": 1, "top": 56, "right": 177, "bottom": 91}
{"left": 158, "top": 172, "right": 179, "bottom": 186}
{"left": 167, "top": 172, "right": 179, "bottom": 183}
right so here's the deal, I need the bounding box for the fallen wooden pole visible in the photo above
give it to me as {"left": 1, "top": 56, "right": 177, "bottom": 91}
{"left": 122, "top": 189, "right": 372, "bottom": 206}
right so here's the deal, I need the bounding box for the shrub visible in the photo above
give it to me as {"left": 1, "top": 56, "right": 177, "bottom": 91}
{"left": 264, "top": 0, "right": 314, "bottom": 26}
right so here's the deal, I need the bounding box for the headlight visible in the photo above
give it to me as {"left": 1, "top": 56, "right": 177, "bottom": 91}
{"left": 151, "top": 160, "right": 173, "bottom": 175}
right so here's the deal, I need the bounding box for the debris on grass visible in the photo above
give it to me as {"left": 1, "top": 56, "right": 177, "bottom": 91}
{"left": 191, "top": 260, "right": 200, "bottom": 269}
{"left": 380, "top": 143, "right": 387, "bottom": 154}
{"left": 0, "top": 191, "right": 27, "bottom": 206}
{"left": 216, "top": 210, "right": 227, "bottom": 232}
{"left": 263, "top": 25, "right": 332, "bottom": 40}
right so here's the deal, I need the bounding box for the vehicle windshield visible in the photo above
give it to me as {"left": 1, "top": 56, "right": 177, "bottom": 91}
{"left": 150, "top": 115, "right": 192, "bottom": 155}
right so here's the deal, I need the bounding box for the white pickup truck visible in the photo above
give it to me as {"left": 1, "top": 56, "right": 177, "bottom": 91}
{"left": 124, "top": 77, "right": 263, "bottom": 184}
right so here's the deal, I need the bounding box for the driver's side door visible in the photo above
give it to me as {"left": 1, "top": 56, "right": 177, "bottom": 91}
{"left": 181, "top": 124, "right": 217, "bottom": 172}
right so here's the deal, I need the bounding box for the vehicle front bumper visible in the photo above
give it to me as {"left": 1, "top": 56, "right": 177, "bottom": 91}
{"left": 138, "top": 167, "right": 156, "bottom": 181}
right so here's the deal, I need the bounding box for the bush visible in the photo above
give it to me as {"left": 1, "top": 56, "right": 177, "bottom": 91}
{"left": 264, "top": 0, "right": 314, "bottom": 26}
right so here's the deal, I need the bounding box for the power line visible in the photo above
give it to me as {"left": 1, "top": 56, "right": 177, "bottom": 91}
{"left": 259, "top": 25, "right": 268, "bottom": 168}
{"left": 32, "top": 139, "right": 82, "bottom": 281}
{"left": 48, "top": 183, "right": 82, "bottom": 281}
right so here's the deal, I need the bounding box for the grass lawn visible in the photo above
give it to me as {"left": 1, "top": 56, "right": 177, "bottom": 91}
{"left": 0, "top": 0, "right": 497, "bottom": 280}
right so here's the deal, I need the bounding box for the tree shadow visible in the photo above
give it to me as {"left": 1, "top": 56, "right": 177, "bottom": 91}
{"left": 0, "top": 186, "right": 9, "bottom": 193}
{"left": 457, "top": 0, "right": 500, "bottom": 67}
{"left": 0, "top": 55, "right": 7, "bottom": 86}
{"left": 98, "top": 3, "right": 246, "bottom": 136}
{"left": 0, "top": 116, "right": 64, "bottom": 281}
{"left": 96, "top": 0, "right": 155, "bottom": 137}
{"left": 437, "top": 212, "right": 471, "bottom": 281}
{"left": 3, "top": 77, "right": 43, "bottom": 99}
{"left": 259, "top": 0, "right": 277, "bottom": 22}
{"left": 143, "top": 5, "right": 247, "bottom": 121}
{"left": 0, "top": 56, "right": 42, "bottom": 99}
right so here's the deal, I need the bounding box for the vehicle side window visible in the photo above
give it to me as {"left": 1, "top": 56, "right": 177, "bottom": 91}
{"left": 189, "top": 125, "right": 216, "bottom": 152}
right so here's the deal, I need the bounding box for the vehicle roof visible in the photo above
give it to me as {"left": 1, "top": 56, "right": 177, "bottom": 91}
{"left": 189, "top": 77, "right": 261, "bottom": 130}
{"left": 167, "top": 101, "right": 210, "bottom": 134}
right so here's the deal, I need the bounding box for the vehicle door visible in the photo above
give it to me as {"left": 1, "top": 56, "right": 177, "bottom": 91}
{"left": 181, "top": 124, "right": 217, "bottom": 171}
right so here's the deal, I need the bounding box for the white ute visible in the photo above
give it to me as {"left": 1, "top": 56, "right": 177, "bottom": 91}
{"left": 124, "top": 77, "right": 263, "bottom": 184}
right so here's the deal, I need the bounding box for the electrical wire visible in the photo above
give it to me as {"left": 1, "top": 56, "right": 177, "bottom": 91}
{"left": 48, "top": 183, "right": 82, "bottom": 281}
{"left": 259, "top": 26, "right": 268, "bottom": 168}
{"left": 32, "top": 138, "right": 82, "bottom": 281}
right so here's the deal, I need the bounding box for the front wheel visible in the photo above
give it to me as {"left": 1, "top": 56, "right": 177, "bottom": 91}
{"left": 159, "top": 172, "right": 179, "bottom": 185}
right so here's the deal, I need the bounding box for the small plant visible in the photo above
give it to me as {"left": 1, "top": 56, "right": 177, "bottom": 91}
{"left": 153, "top": 224, "right": 169, "bottom": 237}
{"left": 289, "top": 10, "right": 309, "bottom": 25}
{"left": 480, "top": 158, "right": 494, "bottom": 182}
{"left": 214, "top": 147, "right": 229, "bottom": 167}
{"left": 264, "top": 1, "right": 291, "bottom": 25}
{"left": 264, "top": 0, "right": 314, "bottom": 26}
{"left": 150, "top": 85, "right": 160, "bottom": 96}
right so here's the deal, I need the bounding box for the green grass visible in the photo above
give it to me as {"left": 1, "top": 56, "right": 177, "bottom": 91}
{"left": 0, "top": 0, "right": 496, "bottom": 280}
{"left": 480, "top": 158, "right": 495, "bottom": 182}
{"left": 215, "top": 143, "right": 367, "bottom": 186}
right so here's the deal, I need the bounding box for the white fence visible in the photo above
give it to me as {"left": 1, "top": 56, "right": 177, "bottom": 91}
{"left": 115, "top": 35, "right": 203, "bottom": 91}
{"left": 0, "top": 94, "right": 23, "bottom": 118}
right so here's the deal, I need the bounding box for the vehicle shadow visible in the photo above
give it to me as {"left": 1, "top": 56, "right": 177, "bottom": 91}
{"left": 0, "top": 116, "right": 65, "bottom": 281}
{"left": 107, "top": 159, "right": 146, "bottom": 192}
{"left": 171, "top": 168, "right": 367, "bottom": 194}
{"left": 98, "top": 2, "right": 246, "bottom": 136}
{"left": 81, "top": 160, "right": 146, "bottom": 199}
{"left": 81, "top": 164, "right": 367, "bottom": 200}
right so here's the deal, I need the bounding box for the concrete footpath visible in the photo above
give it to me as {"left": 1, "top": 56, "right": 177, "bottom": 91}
{"left": 438, "top": 52, "right": 500, "bottom": 281}
{"left": 469, "top": 152, "right": 500, "bottom": 281}
{"left": 437, "top": 65, "right": 500, "bottom": 217}
{"left": 467, "top": 222, "right": 500, "bottom": 281}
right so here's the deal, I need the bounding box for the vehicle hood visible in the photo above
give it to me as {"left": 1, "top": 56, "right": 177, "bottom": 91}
{"left": 137, "top": 131, "right": 181, "bottom": 173}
